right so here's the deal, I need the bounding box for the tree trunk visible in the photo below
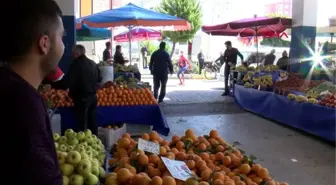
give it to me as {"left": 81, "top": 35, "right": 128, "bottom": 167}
{"left": 170, "top": 42, "right": 176, "bottom": 58}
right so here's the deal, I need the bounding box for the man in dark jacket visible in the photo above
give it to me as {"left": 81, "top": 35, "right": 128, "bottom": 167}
{"left": 264, "top": 49, "right": 276, "bottom": 65}
{"left": 141, "top": 46, "right": 148, "bottom": 68}
{"left": 103, "top": 41, "right": 112, "bottom": 62}
{"left": 149, "top": 42, "right": 174, "bottom": 103}
{"left": 67, "top": 44, "right": 101, "bottom": 135}
{"left": 222, "top": 41, "right": 244, "bottom": 96}
{"left": 197, "top": 50, "right": 205, "bottom": 74}
{"left": 114, "top": 45, "right": 125, "bottom": 65}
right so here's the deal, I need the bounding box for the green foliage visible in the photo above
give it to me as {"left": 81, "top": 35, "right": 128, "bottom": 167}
{"left": 141, "top": 41, "right": 171, "bottom": 55}
{"left": 260, "top": 37, "right": 290, "bottom": 47}
{"left": 156, "top": 0, "right": 202, "bottom": 43}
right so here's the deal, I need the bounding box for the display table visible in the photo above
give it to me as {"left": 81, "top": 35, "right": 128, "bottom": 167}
{"left": 234, "top": 85, "right": 335, "bottom": 142}
{"left": 58, "top": 105, "right": 170, "bottom": 136}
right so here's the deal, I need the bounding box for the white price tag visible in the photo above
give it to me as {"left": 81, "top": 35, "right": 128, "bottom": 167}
{"left": 161, "top": 157, "right": 193, "bottom": 181}
{"left": 137, "top": 138, "right": 160, "bottom": 155}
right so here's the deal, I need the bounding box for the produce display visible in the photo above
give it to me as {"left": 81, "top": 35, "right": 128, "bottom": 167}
{"left": 274, "top": 74, "right": 321, "bottom": 93}
{"left": 317, "top": 94, "right": 336, "bottom": 108}
{"left": 106, "top": 130, "right": 289, "bottom": 185}
{"left": 54, "top": 129, "right": 106, "bottom": 185}
{"left": 306, "top": 81, "right": 336, "bottom": 98}
{"left": 41, "top": 83, "right": 157, "bottom": 108}
{"left": 287, "top": 93, "right": 336, "bottom": 108}
{"left": 114, "top": 63, "right": 139, "bottom": 74}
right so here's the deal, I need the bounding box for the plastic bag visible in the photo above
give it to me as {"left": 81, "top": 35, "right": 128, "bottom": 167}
{"left": 99, "top": 66, "right": 114, "bottom": 85}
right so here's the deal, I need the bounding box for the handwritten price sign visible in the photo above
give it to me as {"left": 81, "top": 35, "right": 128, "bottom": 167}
{"left": 161, "top": 157, "right": 193, "bottom": 181}
{"left": 138, "top": 138, "right": 160, "bottom": 155}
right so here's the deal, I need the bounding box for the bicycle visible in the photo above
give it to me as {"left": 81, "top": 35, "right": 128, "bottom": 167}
{"left": 203, "top": 61, "right": 222, "bottom": 80}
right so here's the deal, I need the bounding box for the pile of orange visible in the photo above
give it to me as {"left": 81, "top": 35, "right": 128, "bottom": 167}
{"left": 106, "top": 130, "right": 289, "bottom": 185}
{"left": 41, "top": 84, "right": 157, "bottom": 108}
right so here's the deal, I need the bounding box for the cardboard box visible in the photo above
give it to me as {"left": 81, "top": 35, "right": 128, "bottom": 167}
{"left": 98, "top": 124, "right": 126, "bottom": 148}
{"left": 126, "top": 124, "right": 152, "bottom": 136}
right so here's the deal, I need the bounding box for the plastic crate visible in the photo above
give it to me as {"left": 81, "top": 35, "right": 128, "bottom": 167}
{"left": 98, "top": 124, "right": 126, "bottom": 148}
{"left": 126, "top": 124, "right": 152, "bottom": 136}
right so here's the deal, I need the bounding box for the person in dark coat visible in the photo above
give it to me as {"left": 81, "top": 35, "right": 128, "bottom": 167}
{"left": 197, "top": 50, "right": 205, "bottom": 74}
{"left": 264, "top": 49, "right": 276, "bottom": 65}
{"left": 103, "top": 41, "right": 112, "bottom": 62}
{"left": 141, "top": 46, "right": 148, "bottom": 68}
{"left": 113, "top": 45, "right": 125, "bottom": 65}
{"left": 149, "top": 42, "right": 174, "bottom": 103}
{"left": 276, "top": 50, "right": 289, "bottom": 71}
{"left": 67, "top": 44, "right": 101, "bottom": 135}
{"left": 222, "top": 41, "right": 244, "bottom": 96}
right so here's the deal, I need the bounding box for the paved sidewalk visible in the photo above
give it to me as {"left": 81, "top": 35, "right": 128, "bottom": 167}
{"left": 142, "top": 79, "right": 229, "bottom": 104}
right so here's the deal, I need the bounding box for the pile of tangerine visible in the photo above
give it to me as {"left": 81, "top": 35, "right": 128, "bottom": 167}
{"left": 97, "top": 86, "right": 157, "bottom": 106}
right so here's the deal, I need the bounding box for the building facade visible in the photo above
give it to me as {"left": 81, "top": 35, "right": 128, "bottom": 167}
{"left": 265, "top": 0, "right": 292, "bottom": 17}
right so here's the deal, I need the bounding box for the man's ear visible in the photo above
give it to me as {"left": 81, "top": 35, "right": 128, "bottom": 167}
{"left": 38, "top": 35, "right": 50, "bottom": 55}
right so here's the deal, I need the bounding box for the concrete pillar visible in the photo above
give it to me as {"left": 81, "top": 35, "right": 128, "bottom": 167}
{"left": 56, "top": 0, "right": 76, "bottom": 73}
{"left": 289, "top": 0, "right": 318, "bottom": 73}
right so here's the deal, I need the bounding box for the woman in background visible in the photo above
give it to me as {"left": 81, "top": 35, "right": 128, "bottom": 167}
{"left": 177, "top": 51, "right": 191, "bottom": 85}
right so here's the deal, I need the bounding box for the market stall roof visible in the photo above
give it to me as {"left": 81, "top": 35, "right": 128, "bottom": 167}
{"left": 202, "top": 17, "right": 292, "bottom": 37}
{"left": 76, "top": 24, "right": 111, "bottom": 41}
{"left": 114, "top": 27, "right": 161, "bottom": 42}
{"left": 76, "top": 3, "right": 190, "bottom": 31}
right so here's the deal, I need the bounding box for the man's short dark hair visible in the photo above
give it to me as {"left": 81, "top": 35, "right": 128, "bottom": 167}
{"left": 0, "top": 0, "right": 62, "bottom": 62}
{"left": 116, "top": 45, "right": 121, "bottom": 50}
{"left": 74, "top": 45, "right": 86, "bottom": 55}
{"left": 225, "top": 41, "right": 232, "bottom": 46}
{"left": 106, "top": 42, "right": 111, "bottom": 48}
{"left": 159, "top": 42, "right": 166, "bottom": 49}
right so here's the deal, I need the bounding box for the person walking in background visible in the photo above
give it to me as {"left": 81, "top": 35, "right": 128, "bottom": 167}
{"left": 177, "top": 51, "right": 191, "bottom": 85}
{"left": 141, "top": 45, "right": 148, "bottom": 69}
{"left": 149, "top": 42, "right": 173, "bottom": 103}
{"left": 197, "top": 50, "right": 205, "bottom": 75}
{"left": 264, "top": 49, "right": 276, "bottom": 65}
{"left": 67, "top": 44, "right": 101, "bottom": 135}
{"left": 222, "top": 41, "right": 244, "bottom": 96}
{"left": 0, "top": 0, "right": 64, "bottom": 184}
{"left": 103, "top": 41, "right": 112, "bottom": 62}
{"left": 276, "top": 50, "right": 289, "bottom": 71}
{"left": 114, "top": 45, "right": 126, "bottom": 65}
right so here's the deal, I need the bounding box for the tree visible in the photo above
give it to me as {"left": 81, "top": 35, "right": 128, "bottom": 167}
{"left": 156, "top": 0, "right": 202, "bottom": 58}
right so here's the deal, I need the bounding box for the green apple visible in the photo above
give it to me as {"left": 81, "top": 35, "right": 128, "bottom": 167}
{"left": 84, "top": 173, "right": 99, "bottom": 185}
{"left": 87, "top": 140, "right": 96, "bottom": 147}
{"left": 84, "top": 135, "right": 93, "bottom": 144}
{"left": 84, "top": 129, "right": 92, "bottom": 136}
{"left": 91, "top": 150, "right": 99, "bottom": 158}
{"left": 58, "top": 136, "right": 67, "bottom": 144}
{"left": 91, "top": 166, "right": 99, "bottom": 177}
{"left": 80, "top": 159, "right": 92, "bottom": 166}
{"left": 91, "top": 135, "right": 98, "bottom": 141}
{"left": 65, "top": 129, "right": 75, "bottom": 138}
{"left": 63, "top": 176, "right": 70, "bottom": 185}
{"left": 69, "top": 174, "right": 84, "bottom": 185}
{"left": 90, "top": 159, "right": 100, "bottom": 167}
{"left": 77, "top": 148, "right": 86, "bottom": 154}
{"left": 86, "top": 151, "right": 93, "bottom": 158}
{"left": 60, "top": 163, "right": 74, "bottom": 176}
{"left": 59, "top": 144, "right": 68, "bottom": 152}
{"left": 81, "top": 153, "right": 90, "bottom": 160}
{"left": 77, "top": 161, "right": 92, "bottom": 177}
{"left": 57, "top": 151, "right": 66, "bottom": 164}
{"left": 66, "top": 151, "right": 82, "bottom": 165}
{"left": 80, "top": 142, "right": 88, "bottom": 147}
{"left": 85, "top": 146, "right": 92, "bottom": 152}
{"left": 55, "top": 142, "right": 59, "bottom": 150}
{"left": 68, "top": 138, "right": 79, "bottom": 146}
{"left": 53, "top": 133, "right": 60, "bottom": 141}
{"left": 76, "top": 132, "right": 86, "bottom": 141}
{"left": 99, "top": 167, "right": 106, "bottom": 179}
{"left": 67, "top": 146, "right": 74, "bottom": 152}
{"left": 76, "top": 144, "right": 85, "bottom": 150}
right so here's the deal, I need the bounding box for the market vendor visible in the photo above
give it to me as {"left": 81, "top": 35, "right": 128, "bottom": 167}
{"left": 276, "top": 50, "right": 289, "bottom": 71}
{"left": 114, "top": 45, "right": 141, "bottom": 80}
{"left": 103, "top": 41, "right": 112, "bottom": 62}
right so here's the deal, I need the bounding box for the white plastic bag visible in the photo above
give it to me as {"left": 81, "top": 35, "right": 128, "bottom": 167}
{"left": 99, "top": 66, "right": 114, "bottom": 85}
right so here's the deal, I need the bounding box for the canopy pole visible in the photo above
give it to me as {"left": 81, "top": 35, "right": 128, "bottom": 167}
{"left": 128, "top": 25, "right": 132, "bottom": 65}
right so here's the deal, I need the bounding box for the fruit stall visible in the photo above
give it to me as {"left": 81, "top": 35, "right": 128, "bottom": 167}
{"left": 42, "top": 81, "right": 169, "bottom": 136}
{"left": 104, "top": 129, "right": 290, "bottom": 185}
{"left": 232, "top": 65, "right": 336, "bottom": 142}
